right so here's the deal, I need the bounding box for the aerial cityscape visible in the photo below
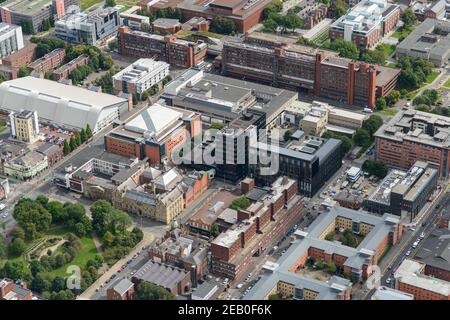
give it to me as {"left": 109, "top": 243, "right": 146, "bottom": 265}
{"left": 0, "top": 0, "right": 450, "bottom": 304}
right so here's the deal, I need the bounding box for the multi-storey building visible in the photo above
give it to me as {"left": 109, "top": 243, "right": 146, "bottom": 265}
{"left": 412, "top": 0, "right": 447, "bottom": 21}
{"left": 394, "top": 259, "right": 450, "bottom": 300}
{"left": 112, "top": 58, "right": 169, "bottom": 97}
{"left": 210, "top": 177, "right": 304, "bottom": 280}
{"left": 0, "top": 0, "right": 79, "bottom": 33}
{"left": 221, "top": 34, "right": 400, "bottom": 109}
{"left": 245, "top": 205, "right": 402, "bottom": 299}
{"left": 51, "top": 54, "right": 89, "bottom": 80}
{"left": 329, "top": 0, "right": 401, "bottom": 49}
{"left": 0, "top": 23, "right": 23, "bottom": 58}
{"left": 55, "top": 7, "right": 119, "bottom": 46}
{"left": 414, "top": 228, "right": 450, "bottom": 282}
{"left": 0, "top": 43, "right": 36, "bottom": 79}
{"left": 104, "top": 103, "right": 201, "bottom": 165}
{"left": 9, "top": 110, "right": 39, "bottom": 144}
{"left": 3, "top": 150, "right": 48, "bottom": 180}
{"left": 0, "top": 279, "right": 40, "bottom": 300}
{"left": 251, "top": 134, "right": 343, "bottom": 197}
{"left": 396, "top": 18, "right": 450, "bottom": 67}
{"left": 364, "top": 161, "right": 438, "bottom": 219}
{"left": 177, "top": 0, "right": 273, "bottom": 33}
{"left": 375, "top": 109, "right": 450, "bottom": 177}
{"left": 118, "top": 26, "right": 207, "bottom": 68}
{"left": 28, "top": 48, "right": 66, "bottom": 73}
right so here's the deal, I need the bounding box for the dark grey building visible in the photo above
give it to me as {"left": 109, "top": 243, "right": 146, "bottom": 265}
{"left": 364, "top": 161, "right": 438, "bottom": 219}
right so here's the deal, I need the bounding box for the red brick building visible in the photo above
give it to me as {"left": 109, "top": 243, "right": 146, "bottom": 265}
{"left": 375, "top": 110, "right": 450, "bottom": 177}
{"left": 106, "top": 278, "right": 135, "bottom": 300}
{"left": 52, "top": 54, "right": 90, "bottom": 81}
{"left": 0, "top": 279, "right": 34, "bottom": 300}
{"left": 118, "top": 26, "right": 206, "bottom": 68}
{"left": 177, "top": 0, "right": 273, "bottom": 33}
{"left": 0, "top": 43, "right": 37, "bottom": 79}
{"left": 210, "top": 177, "right": 304, "bottom": 280}
{"left": 105, "top": 103, "right": 201, "bottom": 165}
{"left": 28, "top": 48, "right": 66, "bottom": 73}
{"left": 221, "top": 35, "right": 400, "bottom": 109}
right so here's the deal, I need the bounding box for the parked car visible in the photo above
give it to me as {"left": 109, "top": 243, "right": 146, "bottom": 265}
{"left": 405, "top": 250, "right": 411, "bottom": 256}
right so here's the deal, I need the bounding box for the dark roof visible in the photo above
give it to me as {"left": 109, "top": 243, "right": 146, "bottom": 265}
{"left": 414, "top": 229, "right": 450, "bottom": 272}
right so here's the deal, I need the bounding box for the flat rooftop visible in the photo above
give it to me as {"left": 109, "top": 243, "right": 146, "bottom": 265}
{"left": 189, "top": 190, "right": 237, "bottom": 227}
{"left": 414, "top": 228, "right": 450, "bottom": 273}
{"left": 0, "top": 0, "right": 52, "bottom": 15}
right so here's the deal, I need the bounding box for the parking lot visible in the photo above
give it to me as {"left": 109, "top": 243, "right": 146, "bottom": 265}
{"left": 39, "top": 125, "right": 74, "bottom": 146}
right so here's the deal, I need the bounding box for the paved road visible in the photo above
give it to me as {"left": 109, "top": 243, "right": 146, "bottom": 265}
{"left": 362, "top": 186, "right": 449, "bottom": 299}
{"left": 77, "top": 232, "right": 155, "bottom": 300}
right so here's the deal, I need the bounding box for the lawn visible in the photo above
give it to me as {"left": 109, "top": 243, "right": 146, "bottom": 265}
{"left": 443, "top": 78, "right": 450, "bottom": 89}
{"left": 0, "top": 124, "right": 5, "bottom": 133}
{"left": 44, "top": 235, "right": 98, "bottom": 278}
{"left": 80, "top": 0, "right": 103, "bottom": 10}
{"left": 426, "top": 70, "right": 440, "bottom": 84}
{"left": 376, "top": 108, "right": 399, "bottom": 116}
{"left": 378, "top": 44, "right": 396, "bottom": 57}
{"left": 385, "top": 62, "right": 397, "bottom": 68}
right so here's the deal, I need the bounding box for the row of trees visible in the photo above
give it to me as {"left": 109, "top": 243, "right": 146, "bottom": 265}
{"left": 413, "top": 89, "right": 440, "bottom": 107}
{"left": 375, "top": 90, "right": 401, "bottom": 110}
{"left": 63, "top": 124, "right": 93, "bottom": 156}
{"left": 323, "top": 39, "right": 392, "bottom": 65}
{"left": 353, "top": 115, "right": 383, "bottom": 149}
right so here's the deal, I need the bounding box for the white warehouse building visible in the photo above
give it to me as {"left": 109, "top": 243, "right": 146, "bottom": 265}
{"left": 0, "top": 77, "right": 129, "bottom": 134}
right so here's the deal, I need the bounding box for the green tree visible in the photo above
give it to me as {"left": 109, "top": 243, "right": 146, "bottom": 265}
{"left": 315, "top": 260, "right": 324, "bottom": 270}
{"left": 375, "top": 97, "right": 387, "bottom": 111}
{"left": 385, "top": 90, "right": 400, "bottom": 106}
{"left": 211, "top": 17, "right": 236, "bottom": 35}
{"left": 263, "top": 0, "right": 283, "bottom": 20}
{"left": 105, "top": 0, "right": 116, "bottom": 7}
{"left": 327, "top": 39, "right": 359, "bottom": 60}
{"left": 283, "top": 130, "right": 292, "bottom": 141}
{"left": 13, "top": 198, "right": 52, "bottom": 240}
{"left": 2, "top": 260, "right": 30, "bottom": 281}
{"left": 325, "top": 231, "right": 335, "bottom": 241}
{"left": 229, "top": 197, "right": 250, "bottom": 210}
{"left": 326, "top": 260, "right": 337, "bottom": 273}
{"left": 80, "top": 128, "right": 87, "bottom": 143}
{"left": 353, "top": 129, "right": 371, "bottom": 147}
{"left": 268, "top": 293, "right": 281, "bottom": 300}
{"left": 135, "top": 282, "right": 175, "bottom": 300}
{"left": 362, "top": 160, "right": 388, "bottom": 178}
{"left": 263, "top": 18, "right": 278, "bottom": 32}
{"left": 69, "top": 137, "right": 77, "bottom": 151}
{"left": 9, "top": 226, "right": 25, "bottom": 240}
{"left": 63, "top": 140, "right": 71, "bottom": 155}
{"left": 210, "top": 224, "right": 220, "bottom": 237}
{"left": 41, "top": 19, "right": 50, "bottom": 31}
{"left": 86, "top": 124, "right": 93, "bottom": 139}
{"left": 20, "top": 20, "right": 34, "bottom": 35}
{"left": 362, "top": 115, "right": 383, "bottom": 137}
{"left": 401, "top": 8, "right": 418, "bottom": 28}
{"left": 18, "top": 66, "right": 29, "bottom": 78}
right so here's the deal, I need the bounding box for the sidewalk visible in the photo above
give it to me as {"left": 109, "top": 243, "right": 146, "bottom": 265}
{"left": 76, "top": 232, "right": 155, "bottom": 300}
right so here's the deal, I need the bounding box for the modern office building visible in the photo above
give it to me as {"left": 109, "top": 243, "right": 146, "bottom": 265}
{"left": 329, "top": 0, "right": 401, "bottom": 49}
{"left": 375, "top": 109, "right": 450, "bottom": 177}
{"left": 162, "top": 68, "right": 298, "bottom": 128}
{"left": 221, "top": 34, "right": 400, "bottom": 109}
{"left": 55, "top": 7, "right": 119, "bottom": 45}
{"left": 396, "top": 18, "right": 450, "bottom": 67}
{"left": 250, "top": 134, "right": 343, "bottom": 197}
{"left": 112, "top": 58, "right": 170, "bottom": 97}
{"left": 9, "top": 110, "right": 39, "bottom": 144}
{"left": 118, "top": 26, "right": 207, "bottom": 68}
{"left": 0, "top": 0, "right": 79, "bottom": 33}
{"left": 119, "top": 5, "right": 150, "bottom": 31}
{"left": 0, "top": 76, "right": 129, "bottom": 133}
{"left": 0, "top": 23, "right": 23, "bottom": 58}
{"left": 245, "top": 206, "right": 402, "bottom": 300}
{"left": 364, "top": 161, "right": 438, "bottom": 219}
